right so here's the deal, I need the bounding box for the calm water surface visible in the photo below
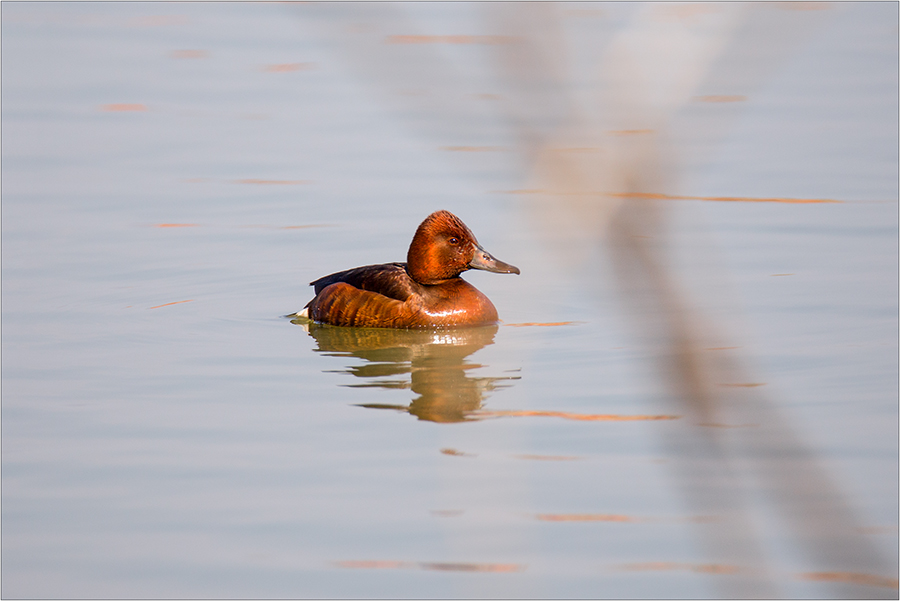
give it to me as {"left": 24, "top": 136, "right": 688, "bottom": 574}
{"left": 2, "top": 3, "right": 897, "bottom": 598}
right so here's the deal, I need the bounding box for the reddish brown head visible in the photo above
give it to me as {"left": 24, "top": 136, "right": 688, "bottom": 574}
{"left": 406, "top": 210, "right": 520, "bottom": 285}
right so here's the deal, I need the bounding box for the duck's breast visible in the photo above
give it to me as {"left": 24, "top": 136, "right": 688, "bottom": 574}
{"left": 416, "top": 279, "right": 498, "bottom": 327}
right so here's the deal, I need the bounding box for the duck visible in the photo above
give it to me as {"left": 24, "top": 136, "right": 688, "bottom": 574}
{"left": 295, "top": 210, "right": 519, "bottom": 328}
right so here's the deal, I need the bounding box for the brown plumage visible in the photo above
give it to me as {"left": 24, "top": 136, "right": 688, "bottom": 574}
{"left": 301, "top": 210, "right": 519, "bottom": 328}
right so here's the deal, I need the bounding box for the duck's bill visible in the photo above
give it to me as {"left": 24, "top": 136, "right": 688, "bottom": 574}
{"left": 469, "top": 246, "right": 520, "bottom": 275}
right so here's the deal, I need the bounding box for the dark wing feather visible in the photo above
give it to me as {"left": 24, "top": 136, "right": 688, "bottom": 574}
{"left": 310, "top": 262, "right": 417, "bottom": 302}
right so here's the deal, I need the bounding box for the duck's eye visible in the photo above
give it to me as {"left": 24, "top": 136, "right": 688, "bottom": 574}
{"left": 448, "top": 237, "right": 459, "bottom": 246}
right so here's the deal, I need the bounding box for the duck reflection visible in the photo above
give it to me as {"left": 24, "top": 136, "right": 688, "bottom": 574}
{"left": 294, "top": 320, "right": 517, "bottom": 423}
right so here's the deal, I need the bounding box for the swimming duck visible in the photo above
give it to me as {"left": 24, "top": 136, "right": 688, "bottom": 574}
{"left": 297, "top": 210, "right": 519, "bottom": 328}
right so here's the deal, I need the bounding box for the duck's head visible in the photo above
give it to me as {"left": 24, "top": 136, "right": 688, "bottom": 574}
{"left": 406, "top": 210, "right": 520, "bottom": 285}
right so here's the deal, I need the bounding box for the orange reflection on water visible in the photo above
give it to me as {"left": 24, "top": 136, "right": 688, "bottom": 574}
{"left": 153, "top": 223, "right": 199, "bottom": 228}
{"left": 424, "top": 562, "right": 523, "bottom": 573}
{"left": 799, "top": 571, "right": 898, "bottom": 590}
{"left": 385, "top": 34, "right": 515, "bottom": 45}
{"left": 300, "top": 323, "right": 511, "bottom": 423}
{"left": 335, "top": 560, "right": 408, "bottom": 570}
{"left": 169, "top": 49, "right": 208, "bottom": 59}
{"left": 476, "top": 410, "right": 680, "bottom": 422}
{"left": 263, "top": 62, "right": 314, "bottom": 72}
{"left": 101, "top": 103, "right": 147, "bottom": 112}
{"left": 440, "top": 448, "right": 474, "bottom": 457}
{"left": 620, "top": 562, "right": 743, "bottom": 575}
{"left": 538, "top": 513, "right": 638, "bottom": 523}
{"left": 148, "top": 299, "right": 194, "bottom": 310}
{"left": 539, "top": 513, "right": 717, "bottom": 523}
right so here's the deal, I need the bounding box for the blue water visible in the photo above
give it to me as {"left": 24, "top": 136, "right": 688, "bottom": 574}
{"left": 2, "top": 2, "right": 897, "bottom": 598}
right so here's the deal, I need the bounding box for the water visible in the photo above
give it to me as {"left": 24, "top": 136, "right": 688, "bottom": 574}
{"left": 2, "top": 2, "right": 897, "bottom": 598}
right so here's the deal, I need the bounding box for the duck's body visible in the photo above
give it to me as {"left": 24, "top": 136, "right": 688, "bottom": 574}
{"left": 300, "top": 211, "right": 519, "bottom": 329}
{"left": 307, "top": 262, "right": 500, "bottom": 328}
